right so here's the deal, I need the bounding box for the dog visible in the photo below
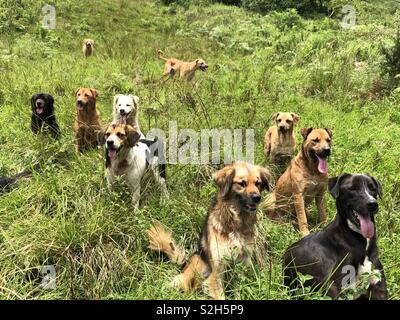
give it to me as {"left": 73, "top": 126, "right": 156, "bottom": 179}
{"left": 264, "top": 128, "right": 332, "bottom": 236}
{"left": 264, "top": 112, "right": 299, "bottom": 170}
{"left": 30, "top": 93, "right": 60, "bottom": 139}
{"left": 98, "top": 124, "right": 168, "bottom": 208}
{"left": 82, "top": 39, "right": 94, "bottom": 57}
{"left": 1, "top": 165, "right": 41, "bottom": 194}
{"left": 112, "top": 94, "right": 143, "bottom": 136}
{"left": 157, "top": 50, "right": 208, "bottom": 81}
{"left": 74, "top": 88, "right": 102, "bottom": 153}
{"left": 148, "top": 162, "right": 270, "bottom": 300}
{"left": 283, "top": 173, "right": 388, "bottom": 300}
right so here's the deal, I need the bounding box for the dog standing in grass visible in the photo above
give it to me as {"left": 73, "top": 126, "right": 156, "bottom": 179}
{"left": 74, "top": 87, "right": 101, "bottom": 153}
{"left": 82, "top": 39, "right": 94, "bottom": 57}
{"left": 148, "top": 162, "right": 270, "bottom": 300}
{"left": 264, "top": 112, "right": 299, "bottom": 171}
{"left": 157, "top": 50, "right": 208, "bottom": 81}
{"left": 264, "top": 128, "right": 332, "bottom": 236}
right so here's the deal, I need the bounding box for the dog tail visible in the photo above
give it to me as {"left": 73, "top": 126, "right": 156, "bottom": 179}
{"left": 157, "top": 49, "right": 168, "bottom": 61}
{"left": 148, "top": 221, "right": 185, "bottom": 266}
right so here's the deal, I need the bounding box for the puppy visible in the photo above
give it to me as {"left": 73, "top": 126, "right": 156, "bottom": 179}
{"left": 30, "top": 93, "right": 60, "bottom": 139}
{"left": 148, "top": 162, "right": 270, "bottom": 300}
{"left": 157, "top": 50, "right": 208, "bottom": 81}
{"left": 283, "top": 174, "right": 388, "bottom": 300}
{"left": 112, "top": 94, "right": 143, "bottom": 136}
{"left": 264, "top": 128, "right": 332, "bottom": 236}
{"left": 264, "top": 112, "right": 299, "bottom": 169}
{"left": 73, "top": 88, "right": 101, "bottom": 153}
{"left": 98, "top": 124, "right": 168, "bottom": 208}
{"left": 82, "top": 39, "right": 94, "bottom": 57}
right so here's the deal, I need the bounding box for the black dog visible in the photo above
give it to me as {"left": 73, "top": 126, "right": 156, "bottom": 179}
{"left": 283, "top": 173, "right": 388, "bottom": 300}
{"left": 31, "top": 93, "right": 60, "bottom": 139}
{"left": 0, "top": 165, "right": 41, "bottom": 194}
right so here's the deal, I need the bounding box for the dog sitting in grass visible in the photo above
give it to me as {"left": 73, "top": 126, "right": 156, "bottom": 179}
{"left": 148, "top": 162, "right": 270, "bottom": 300}
{"left": 264, "top": 112, "right": 299, "bottom": 171}
{"left": 264, "top": 128, "right": 332, "bottom": 236}
{"left": 30, "top": 93, "right": 60, "bottom": 139}
{"left": 82, "top": 39, "right": 94, "bottom": 57}
{"left": 157, "top": 50, "right": 208, "bottom": 81}
{"left": 73, "top": 87, "right": 102, "bottom": 153}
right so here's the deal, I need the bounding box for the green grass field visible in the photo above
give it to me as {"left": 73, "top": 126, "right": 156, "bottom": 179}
{"left": 0, "top": 0, "right": 400, "bottom": 299}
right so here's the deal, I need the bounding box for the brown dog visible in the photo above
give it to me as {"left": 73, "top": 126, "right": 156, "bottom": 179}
{"left": 157, "top": 50, "right": 208, "bottom": 81}
{"left": 82, "top": 39, "right": 94, "bottom": 57}
{"left": 148, "top": 162, "right": 270, "bottom": 300}
{"left": 264, "top": 128, "right": 332, "bottom": 236}
{"left": 264, "top": 112, "right": 299, "bottom": 169}
{"left": 74, "top": 88, "right": 101, "bottom": 152}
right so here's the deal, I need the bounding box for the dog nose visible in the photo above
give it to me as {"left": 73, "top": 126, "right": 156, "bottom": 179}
{"left": 36, "top": 102, "right": 43, "bottom": 107}
{"left": 367, "top": 201, "right": 378, "bottom": 212}
{"left": 322, "top": 148, "right": 331, "bottom": 157}
{"left": 106, "top": 140, "right": 114, "bottom": 147}
{"left": 119, "top": 109, "right": 126, "bottom": 115}
{"left": 250, "top": 193, "right": 261, "bottom": 204}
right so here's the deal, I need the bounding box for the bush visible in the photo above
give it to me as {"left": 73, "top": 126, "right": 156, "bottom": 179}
{"left": 241, "top": 0, "right": 329, "bottom": 15}
{"left": 380, "top": 29, "right": 400, "bottom": 90}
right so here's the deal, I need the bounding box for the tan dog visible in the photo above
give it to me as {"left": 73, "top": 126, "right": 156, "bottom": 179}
{"left": 157, "top": 50, "right": 208, "bottom": 81}
{"left": 264, "top": 112, "right": 299, "bottom": 168}
{"left": 82, "top": 39, "right": 94, "bottom": 57}
{"left": 148, "top": 162, "right": 270, "bottom": 300}
{"left": 74, "top": 88, "right": 101, "bottom": 152}
{"left": 264, "top": 128, "right": 332, "bottom": 236}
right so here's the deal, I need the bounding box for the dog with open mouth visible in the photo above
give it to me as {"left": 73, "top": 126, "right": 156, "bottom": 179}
{"left": 30, "top": 93, "right": 60, "bottom": 139}
{"left": 112, "top": 94, "right": 144, "bottom": 137}
{"left": 283, "top": 173, "right": 388, "bottom": 300}
{"left": 82, "top": 38, "right": 94, "bottom": 57}
{"left": 157, "top": 50, "right": 208, "bottom": 81}
{"left": 98, "top": 123, "right": 168, "bottom": 208}
{"left": 264, "top": 127, "right": 332, "bottom": 236}
{"left": 148, "top": 162, "right": 270, "bottom": 300}
{"left": 73, "top": 87, "right": 102, "bottom": 153}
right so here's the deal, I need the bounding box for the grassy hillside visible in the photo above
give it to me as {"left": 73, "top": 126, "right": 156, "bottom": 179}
{"left": 0, "top": 0, "right": 399, "bottom": 299}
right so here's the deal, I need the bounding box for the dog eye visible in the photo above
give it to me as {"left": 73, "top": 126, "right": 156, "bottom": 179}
{"left": 277, "top": 119, "right": 282, "bottom": 122}
{"left": 85, "top": 94, "right": 89, "bottom": 97}
{"left": 105, "top": 133, "right": 110, "bottom": 137}
{"left": 312, "top": 138, "right": 320, "bottom": 143}
{"left": 116, "top": 133, "right": 124, "bottom": 138}
{"left": 327, "top": 138, "right": 331, "bottom": 143}
{"left": 286, "top": 120, "right": 292, "bottom": 123}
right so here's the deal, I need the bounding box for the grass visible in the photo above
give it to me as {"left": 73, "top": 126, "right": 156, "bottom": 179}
{"left": 0, "top": 0, "right": 400, "bottom": 299}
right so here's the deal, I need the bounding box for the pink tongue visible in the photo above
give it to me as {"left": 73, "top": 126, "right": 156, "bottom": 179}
{"left": 359, "top": 215, "right": 374, "bottom": 239}
{"left": 121, "top": 116, "right": 127, "bottom": 125}
{"left": 108, "top": 149, "right": 117, "bottom": 159}
{"left": 36, "top": 107, "right": 44, "bottom": 114}
{"left": 317, "top": 156, "right": 328, "bottom": 174}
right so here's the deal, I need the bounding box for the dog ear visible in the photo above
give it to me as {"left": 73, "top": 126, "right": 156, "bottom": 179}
{"left": 113, "top": 94, "right": 122, "bottom": 108}
{"left": 291, "top": 113, "right": 300, "bottom": 124}
{"left": 126, "top": 125, "right": 140, "bottom": 147}
{"left": 257, "top": 166, "right": 270, "bottom": 192}
{"left": 300, "top": 127, "right": 313, "bottom": 139}
{"left": 271, "top": 113, "right": 279, "bottom": 122}
{"left": 325, "top": 128, "right": 333, "bottom": 138}
{"left": 90, "top": 89, "right": 98, "bottom": 99}
{"left": 96, "top": 127, "right": 107, "bottom": 146}
{"left": 213, "top": 164, "right": 235, "bottom": 198}
{"left": 328, "top": 174, "right": 350, "bottom": 199}
{"left": 74, "top": 88, "right": 80, "bottom": 97}
{"left": 130, "top": 95, "right": 139, "bottom": 107}
{"left": 31, "top": 94, "right": 38, "bottom": 108}
{"left": 368, "top": 175, "right": 383, "bottom": 199}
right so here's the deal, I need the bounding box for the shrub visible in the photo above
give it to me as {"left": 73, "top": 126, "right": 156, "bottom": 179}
{"left": 241, "top": 0, "right": 329, "bottom": 15}
{"left": 380, "top": 29, "right": 400, "bottom": 90}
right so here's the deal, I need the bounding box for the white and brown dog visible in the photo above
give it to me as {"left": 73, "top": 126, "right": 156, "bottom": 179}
{"left": 98, "top": 124, "right": 168, "bottom": 208}
{"left": 82, "top": 39, "right": 94, "bottom": 57}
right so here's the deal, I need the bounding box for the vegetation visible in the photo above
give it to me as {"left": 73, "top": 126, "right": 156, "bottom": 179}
{"left": 0, "top": 0, "right": 399, "bottom": 299}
